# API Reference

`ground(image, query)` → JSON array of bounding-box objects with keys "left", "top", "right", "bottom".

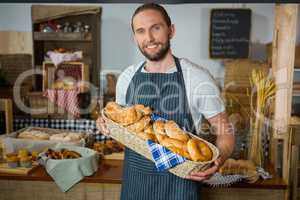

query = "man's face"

[{"left": 132, "top": 9, "right": 174, "bottom": 61}]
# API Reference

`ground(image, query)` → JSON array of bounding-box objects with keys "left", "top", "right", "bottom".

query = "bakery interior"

[{"left": 0, "top": 2, "right": 300, "bottom": 200}]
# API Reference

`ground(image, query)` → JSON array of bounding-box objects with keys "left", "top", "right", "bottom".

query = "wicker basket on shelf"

[{"left": 27, "top": 92, "right": 65, "bottom": 119}]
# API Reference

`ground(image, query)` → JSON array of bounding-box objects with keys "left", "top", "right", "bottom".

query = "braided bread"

[{"left": 164, "top": 121, "right": 190, "bottom": 142}]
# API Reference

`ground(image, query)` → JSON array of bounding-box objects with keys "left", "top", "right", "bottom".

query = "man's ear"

[{"left": 169, "top": 24, "right": 175, "bottom": 39}]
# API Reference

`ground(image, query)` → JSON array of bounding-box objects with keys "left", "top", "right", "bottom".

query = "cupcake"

[{"left": 6, "top": 153, "right": 19, "bottom": 168}]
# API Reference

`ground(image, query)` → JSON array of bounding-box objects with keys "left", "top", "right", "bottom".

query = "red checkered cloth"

[{"left": 44, "top": 89, "right": 80, "bottom": 118}]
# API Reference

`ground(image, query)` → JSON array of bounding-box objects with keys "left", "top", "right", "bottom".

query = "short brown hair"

[{"left": 131, "top": 3, "right": 172, "bottom": 32}]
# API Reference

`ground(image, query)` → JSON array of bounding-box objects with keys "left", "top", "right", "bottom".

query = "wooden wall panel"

[{"left": 0, "top": 31, "right": 32, "bottom": 54}]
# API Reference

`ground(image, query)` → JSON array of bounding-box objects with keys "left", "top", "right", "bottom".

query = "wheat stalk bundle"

[{"left": 248, "top": 69, "right": 276, "bottom": 166}]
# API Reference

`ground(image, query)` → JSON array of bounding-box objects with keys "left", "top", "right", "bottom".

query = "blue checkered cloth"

[{"left": 147, "top": 140, "right": 186, "bottom": 172}]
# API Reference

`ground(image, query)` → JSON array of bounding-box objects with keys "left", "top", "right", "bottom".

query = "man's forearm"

[
  {"left": 216, "top": 133, "right": 235, "bottom": 163},
  {"left": 208, "top": 112, "right": 235, "bottom": 163}
]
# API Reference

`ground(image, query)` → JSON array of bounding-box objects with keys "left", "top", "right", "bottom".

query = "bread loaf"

[
  {"left": 219, "top": 159, "right": 259, "bottom": 183},
  {"left": 153, "top": 120, "right": 167, "bottom": 143}
]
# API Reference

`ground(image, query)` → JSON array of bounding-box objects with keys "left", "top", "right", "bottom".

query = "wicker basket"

[
  {"left": 27, "top": 91, "right": 65, "bottom": 118},
  {"left": 102, "top": 110, "right": 219, "bottom": 178}
]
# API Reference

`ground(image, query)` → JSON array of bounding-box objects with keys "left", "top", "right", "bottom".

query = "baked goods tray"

[
  {"left": 0, "top": 161, "right": 39, "bottom": 175},
  {"left": 3, "top": 127, "right": 88, "bottom": 154},
  {"left": 102, "top": 110, "right": 219, "bottom": 178}
]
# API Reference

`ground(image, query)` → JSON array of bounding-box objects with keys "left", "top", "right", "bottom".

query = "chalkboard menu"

[{"left": 209, "top": 9, "right": 251, "bottom": 59}]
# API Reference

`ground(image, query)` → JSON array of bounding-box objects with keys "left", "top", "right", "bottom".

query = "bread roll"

[
  {"left": 164, "top": 121, "right": 189, "bottom": 142},
  {"left": 187, "top": 139, "right": 212, "bottom": 162}
]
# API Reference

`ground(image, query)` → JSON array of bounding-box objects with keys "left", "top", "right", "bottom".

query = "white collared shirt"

[{"left": 115, "top": 58, "right": 225, "bottom": 133}]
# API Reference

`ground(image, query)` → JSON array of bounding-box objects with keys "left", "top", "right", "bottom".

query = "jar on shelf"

[
  {"left": 84, "top": 25, "right": 90, "bottom": 32},
  {"left": 63, "top": 22, "right": 72, "bottom": 32},
  {"left": 74, "top": 22, "right": 84, "bottom": 33}
]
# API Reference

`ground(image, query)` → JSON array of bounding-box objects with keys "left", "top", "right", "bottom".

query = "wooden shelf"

[
  {"left": 33, "top": 32, "right": 92, "bottom": 41},
  {"left": 293, "top": 91, "right": 300, "bottom": 97}
]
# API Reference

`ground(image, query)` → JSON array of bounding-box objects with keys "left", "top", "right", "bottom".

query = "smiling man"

[{"left": 97, "top": 3, "right": 235, "bottom": 200}]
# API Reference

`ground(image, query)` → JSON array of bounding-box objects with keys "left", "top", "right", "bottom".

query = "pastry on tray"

[{"left": 45, "top": 148, "right": 82, "bottom": 160}]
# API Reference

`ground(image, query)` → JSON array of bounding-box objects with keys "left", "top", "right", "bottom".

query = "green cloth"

[{"left": 39, "top": 144, "right": 99, "bottom": 192}]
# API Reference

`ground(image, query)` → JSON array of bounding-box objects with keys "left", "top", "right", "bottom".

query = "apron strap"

[
  {"left": 137, "top": 61, "right": 146, "bottom": 73},
  {"left": 173, "top": 56, "right": 183, "bottom": 74}
]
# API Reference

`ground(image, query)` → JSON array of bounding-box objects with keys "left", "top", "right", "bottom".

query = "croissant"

[
  {"left": 104, "top": 102, "right": 142, "bottom": 126},
  {"left": 134, "top": 104, "right": 152, "bottom": 115},
  {"left": 46, "top": 148, "right": 82, "bottom": 159},
  {"left": 127, "top": 116, "right": 151, "bottom": 133},
  {"left": 62, "top": 150, "right": 82, "bottom": 159}
]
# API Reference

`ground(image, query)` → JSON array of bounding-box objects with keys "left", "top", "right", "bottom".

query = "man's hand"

[
  {"left": 186, "top": 158, "right": 222, "bottom": 181},
  {"left": 186, "top": 111, "right": 235, "bottom": 182},
  {"left": 96, "top": 117, "right": 110, "bottom": 136}
]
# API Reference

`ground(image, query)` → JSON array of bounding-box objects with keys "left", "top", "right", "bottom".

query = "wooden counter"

[
  {"left": 0, "top": 159, "right": 287, "bottom": 189},
  {"left": 0, "top": 160, "right": 288, "bottom": 200},
  {"left": 0, "top": 159, "right": 123, "bottom": 184}
]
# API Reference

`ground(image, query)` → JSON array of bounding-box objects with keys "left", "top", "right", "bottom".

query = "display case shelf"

[{"left": 33, "top": 32, "right": 92, "bottom": 41}]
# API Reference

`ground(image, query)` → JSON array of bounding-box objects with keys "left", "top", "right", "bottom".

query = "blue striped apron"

[{"left": 121, "top": 56, "right": 201, "bottom": 200}]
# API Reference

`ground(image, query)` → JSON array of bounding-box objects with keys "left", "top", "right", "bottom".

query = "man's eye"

[
  {"left": 154, "top": 26, "right": 160, "bottom": 30},
  {"left": 136, "top": 29, "right": 144, "bottom": 34}
]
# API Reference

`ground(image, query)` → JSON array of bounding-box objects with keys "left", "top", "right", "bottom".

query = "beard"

[{"left": 138, "top": 39, "right": 170, "bottom": 62}]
